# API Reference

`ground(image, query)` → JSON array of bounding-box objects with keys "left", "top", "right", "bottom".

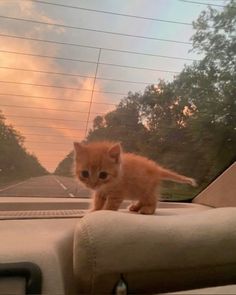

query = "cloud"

[
  {"left": 0, "top": 1, "right": 115, "bottom": 172},
  {"left": 0, "top": 0, "right": 65, "bottom": 36}
]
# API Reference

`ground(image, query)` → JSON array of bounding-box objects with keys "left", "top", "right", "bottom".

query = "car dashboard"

[{"left": 0, "top": 162, "right": 235, "bottom": 295}]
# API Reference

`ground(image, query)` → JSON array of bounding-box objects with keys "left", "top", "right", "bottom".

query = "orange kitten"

[{"left": 74, "top": 141, "right": 197, "bottom": 215}]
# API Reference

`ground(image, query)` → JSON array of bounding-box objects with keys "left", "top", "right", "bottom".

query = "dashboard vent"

[{"left": 0, "top": 209, "right": 86, "bottom": 220}]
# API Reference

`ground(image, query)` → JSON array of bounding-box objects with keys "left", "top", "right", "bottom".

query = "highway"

[{"left": 0, "top": 175, "right": 92, "bottom": 198}]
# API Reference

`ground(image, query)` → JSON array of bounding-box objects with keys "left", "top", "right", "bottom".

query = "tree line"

[
  {"left": 55, "top": 1, "right": 236, "bottom": 199},
  {"left": 0, "top": 112, "right": 48, "bottom": 185}
]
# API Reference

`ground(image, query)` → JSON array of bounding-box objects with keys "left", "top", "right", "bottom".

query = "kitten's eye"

[
  {"left": 99, "top": 171, "right": 108, "bottom": 179},
  {"left": 80, "top": 170, "right": 89, "bottom": 178}
]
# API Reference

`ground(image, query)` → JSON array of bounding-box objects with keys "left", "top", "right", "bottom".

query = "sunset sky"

[{"left": 0, "top": 0, "right": 225, "bottom": 172}]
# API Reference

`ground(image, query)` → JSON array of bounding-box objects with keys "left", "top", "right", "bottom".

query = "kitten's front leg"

[
  {"left": 103, "top": 195, "right": 123, "bottom": 211},
  {"left": 128, "top": 201, "right": 142, "bottom": 212},
  {"left": 89, "top": 191, "right": 106, "bottom": 212}
]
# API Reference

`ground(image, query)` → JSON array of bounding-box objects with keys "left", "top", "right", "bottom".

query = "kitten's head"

[{"left": 73, "top": 141, "right": 122, "bottom": 190}]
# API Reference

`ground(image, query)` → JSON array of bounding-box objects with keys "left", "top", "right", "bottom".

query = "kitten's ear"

[
  {"left": 108, "top": 143, "right": 121, "bottom": 163},
  {"left": 73, "top": 142, "right": 84, "bottom": 154}
]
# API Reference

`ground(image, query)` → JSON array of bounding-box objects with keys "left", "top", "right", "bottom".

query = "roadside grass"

[
  {"left": 0, "top": 176, "right": 28, "bottom": 189},
  {"left": 160, "top": 182, "right": 205, "bottom": 202}
]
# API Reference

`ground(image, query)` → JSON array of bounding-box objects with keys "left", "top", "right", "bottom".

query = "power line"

[
  {"left": 0, "top": 104, "right": 108, "bottom": 115},
  {"left": 101, "top": 61, "right": 179, "bottom": 73},
  {"left": 30, "top": 151, "right": 71, "bottom": 154},
  {"left": 0, "top": 66, "right": 165, "bottom": 85},
  {"left": 6, "top": 111, "right": 177, "bottom": 129},
  {"left": 180, "top": 0, "right": 228, "bottom": 8},
  {"left": 0, "top": 49, "right": 98, "bottom": 64},
  {"left": 27, "top": 147, "right": 71, "bottom": 151},
  {"left": 0, "top": 33, "right": 197, "bottom": 61},
  {"left": 0, "top": 80, "right": 126, "bottom": 96},
  {"left": 0, "top": 49, "right": 184, "bottom": 72},
  {"left": 5, "top": 113, "right": 200, "bottom": 131},
  {"left": 5, "top": 114, "right": 92, "bottom": 123},
  {"left": 0, "top": 66, "right": 97, "bottom": 81},
  {"left": 25, "top": 140, "right": 73, "bottom": 145},
  {"left": 14, "top": 125, "right": 86, "bottom": 131},
  {"left": 0, "top": 60, "right": 177, "bottom": 85},
  {"left": 3, "top": 101, "right": 230, "bottom": 122},
  {"left": 23, "top": 133, "right": 83, "bottom": 139},
  {"left": 27, "top": 0, "right": 193, "bottom": 26},
  {"left": 0, "top": 93, "right": 117, "bottom": 106},
  {"left": 6, "top": 115, "right": 148, "bottom": 133},
  {"left": 0, "top": 15, "right": 192, "bottom": 45}
]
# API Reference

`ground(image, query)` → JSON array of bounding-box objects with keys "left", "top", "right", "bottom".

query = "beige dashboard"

[{"left": 0, "top": 162, "right": 235, "bottom": 294}]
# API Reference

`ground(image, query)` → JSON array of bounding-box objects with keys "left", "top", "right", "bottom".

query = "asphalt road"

[{"left": 0, "top": 175, "right": 92, "bottom": 198}]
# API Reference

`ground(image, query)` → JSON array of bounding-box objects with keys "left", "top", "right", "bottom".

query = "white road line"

[
  {"left": 54, "top": 177, "right": 67, "bottom": 190},
  {"left": 0, "top": 179, "right": 28, "bottom": 192},
  {"left": 59, "top": 182, "right": 67, "bottom": 190},
  {"left": 54, "top": 176, "right": 76, "bottom": 198}
]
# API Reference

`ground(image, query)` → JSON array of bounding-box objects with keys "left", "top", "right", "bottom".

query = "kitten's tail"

[{"left": 159, "top": 168, "right": 197, "bottom": 187}]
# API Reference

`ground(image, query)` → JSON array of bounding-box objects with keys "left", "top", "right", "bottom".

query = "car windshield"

[{"left": 0, "top": 0, "right": 235, "bottom": 201}]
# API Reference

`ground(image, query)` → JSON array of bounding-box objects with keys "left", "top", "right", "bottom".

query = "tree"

[
  {"left": 173, "top": 0, "right": 236, "bottom": 183},
  {"left": 87, "top": 92, "right": 149, "bottom": 154},
  {"left": 54, "top": 152, "right": 74, "bottom": 177},
  {"left": 0, "top": 111, "right": 48, "bottom": 184},
  {"left": 138, "top": 83, "right": 194, "bottom": 171}
]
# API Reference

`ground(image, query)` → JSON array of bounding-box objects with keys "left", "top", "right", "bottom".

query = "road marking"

[
  {"left": 54, "top": 176, "right": 76, "bottom": 198},
  {"left": 0, "top": 179, "right": 28, "bottom": 192},
  {"left": 59, "top": 182, "right": 67, "bottom": 190},
  {"left": 54, "top": 177, "right": 67, "bottom": 190}
]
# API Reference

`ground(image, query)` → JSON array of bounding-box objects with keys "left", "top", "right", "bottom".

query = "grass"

[
  {"left": 0, "top": 176, "right": 27, "bottom": 189},
  {"left": 160, "top": 183, "right": 204, "bottom": 202}
]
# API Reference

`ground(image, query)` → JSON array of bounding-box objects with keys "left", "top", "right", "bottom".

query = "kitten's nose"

[{"left": 90, "top": 181, "right": 98, "bottom": 189}]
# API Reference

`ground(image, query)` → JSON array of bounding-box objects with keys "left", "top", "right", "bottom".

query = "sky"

[{"left": 0, "top": 0, "right": 227, "bottom": 172}]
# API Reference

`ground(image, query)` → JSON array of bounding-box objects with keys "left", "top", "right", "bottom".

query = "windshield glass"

[{"left": 0, "top": 0, "right": 235, "bottom": 201}]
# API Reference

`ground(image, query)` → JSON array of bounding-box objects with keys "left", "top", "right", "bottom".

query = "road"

[{"left": 0, "top": 175, "right": 92, "bottom": 198}]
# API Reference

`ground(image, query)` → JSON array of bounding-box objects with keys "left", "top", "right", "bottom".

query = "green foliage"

[
  {"left": 0, "top": 112, "right": 48, "bottom": 185},
  {"left": 174, "top": 0, "right": 236, "bottom": 184},
  {"left": 87, "top": 92, "right": 149, "bottom": 154},
  {"left": 54, "top": 152, "right": 74, "bottom": 177},
  {"left": 192, "top": 0, "right": 236, "bottom": 70}
]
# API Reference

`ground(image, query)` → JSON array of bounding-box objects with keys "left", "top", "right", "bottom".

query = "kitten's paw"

[
  {"left": 139, "top": 206, "right": 156, "bottom": 215},
  {"left": 189, "top": 178, "right": 197, "bottom": 187},
  {"left": 128, "top": 203, "right": 140, "bottom": 212}
]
